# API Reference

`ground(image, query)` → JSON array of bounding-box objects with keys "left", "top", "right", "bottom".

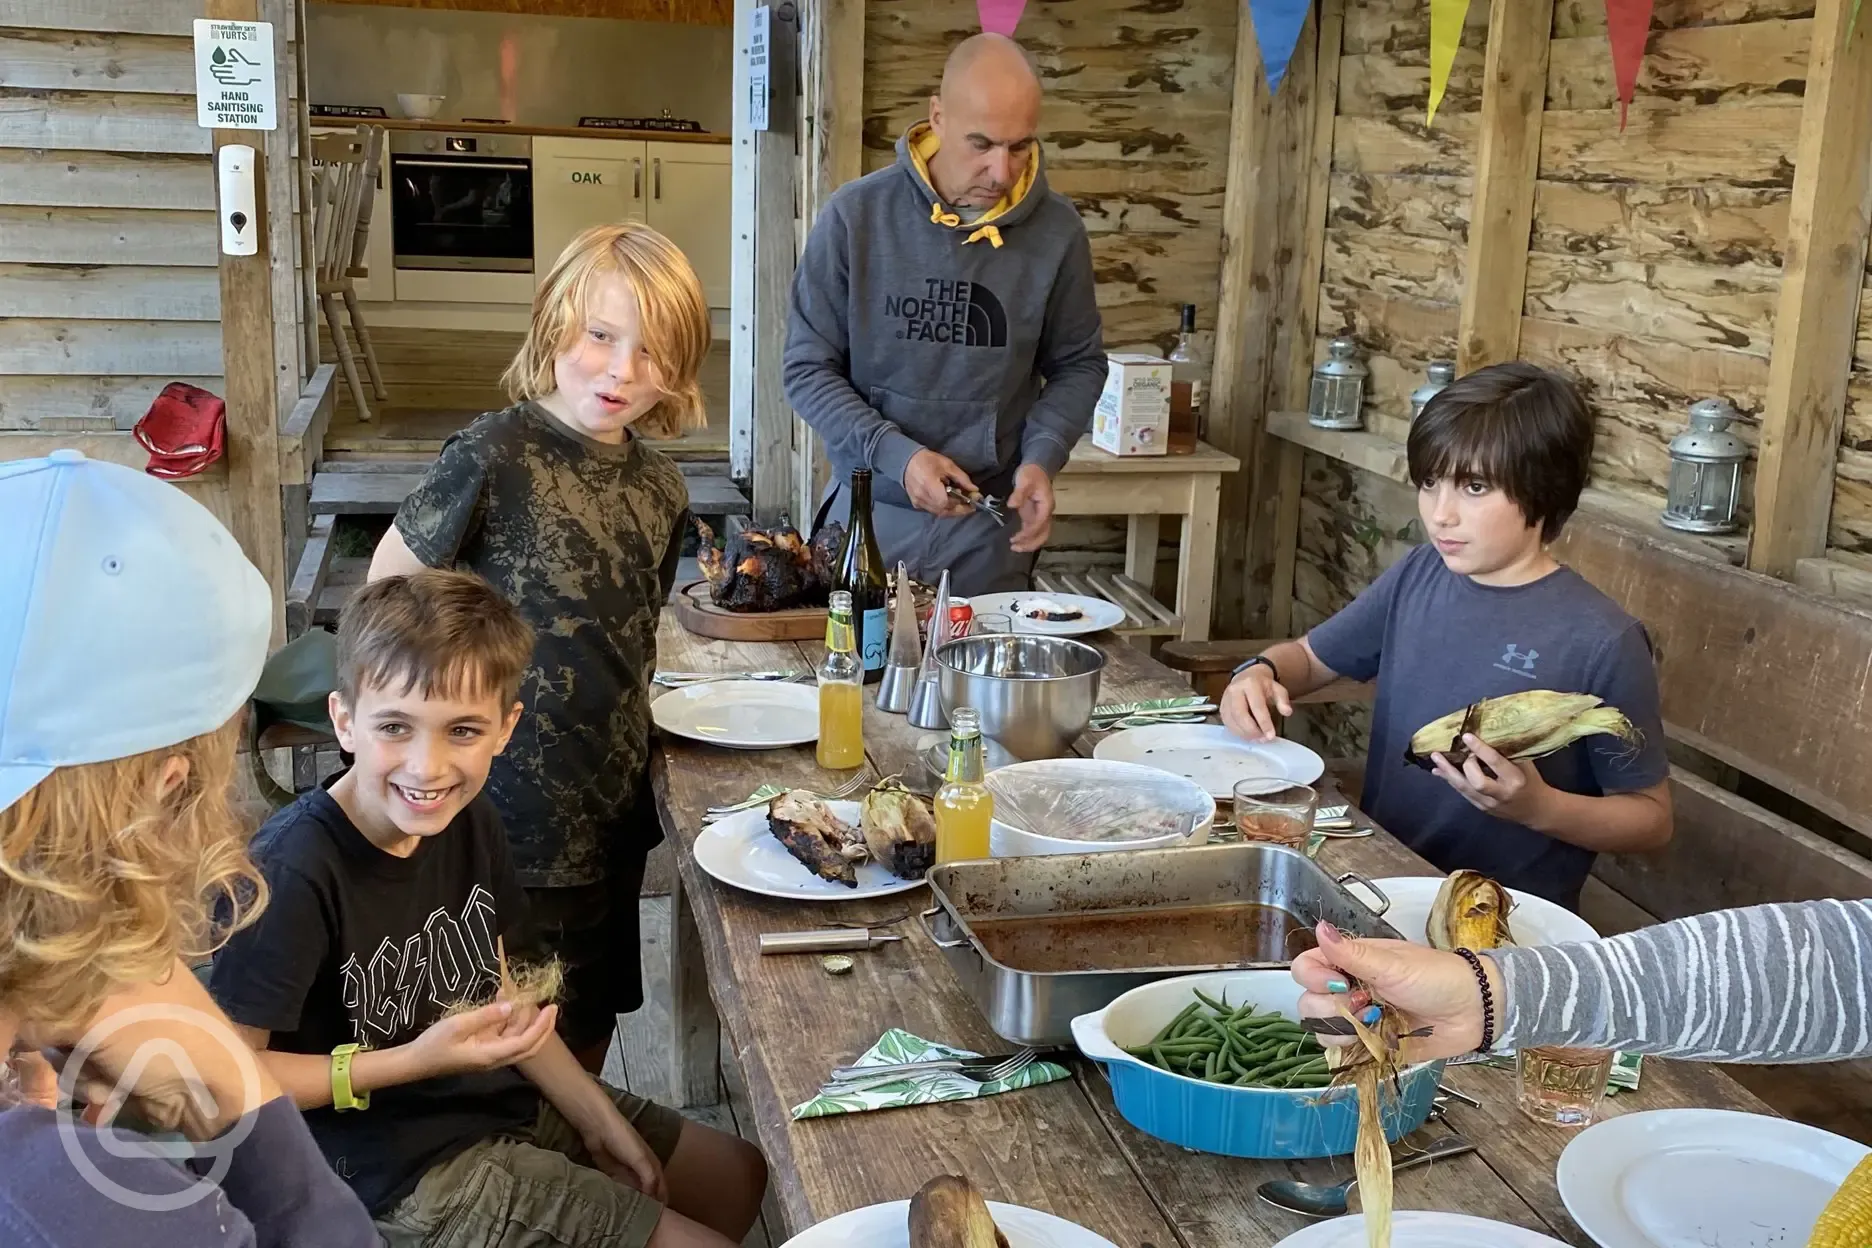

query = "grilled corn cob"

[
  {"left": 861, "top": 778, "right": 937, "bottom": 880},
  {"left": 1404, "top": 690, "right": 1638, "bottom": 771},
  {"left": 1427, "top": 870, "right": 1516, "bottom": 951},
  {"left": 909, "top": 1176, "right": 1011, "bottom": 1248},
  {"left": 1808, "top": 1153, "right": 1872, "bottom": 1248}
]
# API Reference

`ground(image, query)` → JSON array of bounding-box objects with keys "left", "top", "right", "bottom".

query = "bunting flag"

[
  {"left": 1855, "top": 0, "right": 1864, "bottom": 38},
  {"left": 1425, "top": 0, "right": 1472, "bottom": 128},
  {"left": 1246, "top": 0, "right": 1312, "bottom": 92},
  {"left": 977, "top": 0, "right": 1026, "bottom": 36},
  {"left": 1603, "top": 0, "right": 1654, "bottom": 130}
]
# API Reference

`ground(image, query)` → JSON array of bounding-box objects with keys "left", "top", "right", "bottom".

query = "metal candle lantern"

[
  {"left": 1661, "top": 398, "right": 1747, "bottom": 535},
  {"left": 1410, "top": 360, "right": 1456, "bottom": 423},
  {"left": 1309, "top": 336, "right": 1368, "bottom": 430}
]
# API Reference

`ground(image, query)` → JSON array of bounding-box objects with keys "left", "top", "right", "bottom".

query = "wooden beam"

[
  {"left": 1206, "top": 3, "right": 1271, "bottom": 638},
  {"left": 1456, "top": 0, "right": 1553, "bottom": 373},
  {"left": 208, "top": 0, "right": 288, "bottom": 645},
  {"left": 748, "top": 3, "right": 800, "bottom": 526},
  {"left": 1749, "top": 0, "right": 1872, "bottom": 579},
  {"left": 794, "top": 0, "right": 863, "bottom": 523},
  {"left": 1264, "top": 0, "right": 1344, "bottom": 638}
]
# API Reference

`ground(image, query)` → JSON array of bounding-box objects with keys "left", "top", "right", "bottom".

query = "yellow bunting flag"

[{"left": 1426, "top": 0, "right": 1473, "bottom": 128}]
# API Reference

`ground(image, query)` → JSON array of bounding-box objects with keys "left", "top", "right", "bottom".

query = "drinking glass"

[
  {"left": 1231, "top": 779, "right": 1317, "bottom": 850},
  {"left": 1516, "top": 1045, "right": 1613, "bottom": 1127},
  {"left": 972, "top": 612, "right": 1013, "bottom": 636}
]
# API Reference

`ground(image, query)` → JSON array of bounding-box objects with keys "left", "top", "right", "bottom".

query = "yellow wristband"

[{"left": 331, "top": 1043, "right": 369, "bottom": 1111}]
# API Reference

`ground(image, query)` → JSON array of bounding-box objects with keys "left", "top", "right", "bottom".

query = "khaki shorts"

[{"left": 375, "top": 1082, "right": 688, "bottom": 1248}]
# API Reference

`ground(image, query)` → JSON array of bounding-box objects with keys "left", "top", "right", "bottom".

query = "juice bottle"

[
  {"left": 816, "top": 591, "right": 865, "bottom": 770},
  {"left": 935, "top": 707, "right": 994, "bottom": 863}
]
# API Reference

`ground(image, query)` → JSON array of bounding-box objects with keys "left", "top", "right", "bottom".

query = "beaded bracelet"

[{"left": 1452, "top": 946, "right": 1496, "bottom": 1052}]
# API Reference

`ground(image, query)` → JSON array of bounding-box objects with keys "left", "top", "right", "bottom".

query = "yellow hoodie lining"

[{"left": 908, "top": 123, "right": 1039, "bottom": 249}]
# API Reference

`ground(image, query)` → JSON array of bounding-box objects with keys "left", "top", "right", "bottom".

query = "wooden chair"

[{"left": 311, "top": 127, "right": 389, "bottom": 421}]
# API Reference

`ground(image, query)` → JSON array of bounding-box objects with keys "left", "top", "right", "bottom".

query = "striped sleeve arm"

[{"left": 1490, "top": 899, "right": 1872, "bottom": 1064}]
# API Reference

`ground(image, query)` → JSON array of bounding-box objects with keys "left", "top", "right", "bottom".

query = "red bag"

[{"left": 134, "top": 382, "right": 227, "bottom": 480}]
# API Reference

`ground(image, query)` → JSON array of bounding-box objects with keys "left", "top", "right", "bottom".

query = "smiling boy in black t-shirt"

[{"left": 209, "top": 571, "right": 765, "bottom": 1248}]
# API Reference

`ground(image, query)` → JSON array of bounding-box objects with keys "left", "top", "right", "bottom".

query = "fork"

[
  {"left": 704, "top": 775, "right": 868, "bottom": 820},
  {"left": 828, "top": 1047, "right": 1041, "bottom": 1087}
]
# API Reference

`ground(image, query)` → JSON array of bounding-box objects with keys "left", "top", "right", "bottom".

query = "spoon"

[{"left": 1256, "top": 1134, "right": 1478, "bottom": 1218}]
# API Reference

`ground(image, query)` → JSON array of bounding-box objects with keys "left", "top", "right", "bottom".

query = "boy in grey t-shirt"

[{"left": 1222, "top": 363, "right": 1670, "bottom": 910}]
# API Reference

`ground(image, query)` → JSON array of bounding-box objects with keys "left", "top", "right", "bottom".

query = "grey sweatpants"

[{"left": 825, "top": 485, "right": 1036, "bottom": 597}]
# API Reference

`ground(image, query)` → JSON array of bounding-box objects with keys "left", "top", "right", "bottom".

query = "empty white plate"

[
  {"left": 1092, "top": 723, "right": 1324, "bottom": 798},
  {"left": 969, "top": 591, "right": 1128, "bottom": 637},
  {"left": 651, "top": 680, "right": 819, "bottom": 749},
  {"left": 779, "top": 1199, "right": 1119, "bottom": 1248},
  {"left": 692, "top": 801, "right": 925, "bottom": 902},
  {"left": 1362, "top": 876, "right": 1599, "bottom": 947},
  {"left": 1558, "top": 1109, "right": 1869, "bottom": 1248},
  {"left": 1273, "top": 1211, "right": 1571, "bottom": 1247}
]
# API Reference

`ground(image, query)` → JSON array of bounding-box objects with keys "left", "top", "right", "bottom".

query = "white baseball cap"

[{"left": 0, "top": 450, "right": 272, "bottom": 813}]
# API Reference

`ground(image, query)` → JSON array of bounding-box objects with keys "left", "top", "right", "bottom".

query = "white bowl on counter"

[
  {"left": 396, "top": 93, "right": 446, "bottom": 119},
  {"left": 985, "top": 757, "right": 1215, "bottom": 857}
]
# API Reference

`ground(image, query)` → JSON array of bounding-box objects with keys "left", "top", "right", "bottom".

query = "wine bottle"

[
  {"left": 1167, "top": 303, "right": 1204, "bottom": 455},
  {"left": 836, "top": 468, "right": 890, "bottom": 684}
]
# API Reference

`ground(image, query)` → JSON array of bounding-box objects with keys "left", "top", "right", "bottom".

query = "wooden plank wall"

[
  {"left": 1285, "top": 0, "right": 1829, "bottom": 760},
  {"left": 0, "top": 1, "right": 311, "bottom": 444},
  {"left": 0, "top": 5, "right": 224, "bottom": 433},
  {"left": 859, "top": 0, "right": 1238, "bottom": 359}
]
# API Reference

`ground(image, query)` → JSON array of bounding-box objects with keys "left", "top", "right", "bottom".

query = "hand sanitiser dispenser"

[{"left": 217, "top": 144, "right": 259, "bottom": 257}]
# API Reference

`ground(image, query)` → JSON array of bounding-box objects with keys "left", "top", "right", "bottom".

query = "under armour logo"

[{"left": 1495, "top": 644, "right": 1539, "bottom": 678}]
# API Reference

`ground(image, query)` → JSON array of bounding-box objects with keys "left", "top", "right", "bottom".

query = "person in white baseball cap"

[{"left": 0, "top": 451, "right": 376, "bottom": 1247}]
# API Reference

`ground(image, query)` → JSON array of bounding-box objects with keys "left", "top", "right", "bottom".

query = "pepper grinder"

[
  {"left": 908, "top": 569, "right": 953, "bottom": 730},
  {"left": 876, "top": 561, "right": 920, "bottom": 714}
]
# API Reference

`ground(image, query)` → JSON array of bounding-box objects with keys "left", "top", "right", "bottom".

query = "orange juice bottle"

[
  {"left": 935, "top": 707, "right": 994, "bottom": 863},
  {"left": 817, "top": 591, "right": 865, "bottom": 770}
]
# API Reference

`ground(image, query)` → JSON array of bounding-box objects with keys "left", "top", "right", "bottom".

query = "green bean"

[{"left": 1149, "top": 1002, "right": 1203, "bottom": 1046}]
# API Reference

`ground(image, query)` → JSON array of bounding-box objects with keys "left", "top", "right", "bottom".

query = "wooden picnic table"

[{"left": 648, "top": 609, "right": 1773, "bottom": 1247}]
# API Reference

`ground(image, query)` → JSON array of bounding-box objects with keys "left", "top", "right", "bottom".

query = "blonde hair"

[
  {"left": 337, "top": 569, "right": 535, "bottom": 708},
  {"left": 0, "top": 718, "right": 264, "bottom": 1034},
  {"left": 502, "top": 222, "right": 711, "bottom": 440}
]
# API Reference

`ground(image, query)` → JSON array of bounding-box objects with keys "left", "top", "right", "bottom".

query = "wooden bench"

[{"left": 1169, "top": 508, "right": 1872, "bottom": 1142}]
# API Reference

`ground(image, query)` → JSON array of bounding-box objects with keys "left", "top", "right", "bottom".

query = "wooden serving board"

[{"left": 674, "top": 581, "right": 829, "bottom": 641}]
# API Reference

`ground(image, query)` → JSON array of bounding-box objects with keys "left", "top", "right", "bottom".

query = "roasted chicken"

[
  {"left": 767, "top": 790, "right": 868, "bottom": 886},
  {"left": 695, "top": 518, "right": 844, "bottom": 613}
]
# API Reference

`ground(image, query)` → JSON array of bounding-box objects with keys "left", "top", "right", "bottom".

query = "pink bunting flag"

[
  {"left": 978, "top": 0, "right": 1026, "bottom": 36},
  {"left": 1603, "top": 0, "right": 1654, "bottom": 131}
]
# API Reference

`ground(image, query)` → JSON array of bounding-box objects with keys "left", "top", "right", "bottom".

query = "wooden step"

[{"left": 309, "top": 463, "right": 750, "bottom": 516}]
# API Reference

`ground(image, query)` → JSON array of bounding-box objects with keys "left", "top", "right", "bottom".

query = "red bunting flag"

[
  {"left": 978, "top": 0, "right": 1026, "bottom": 36},
  {"left": 1603, "top": 0, "right": 1654, "bottom": 130}
]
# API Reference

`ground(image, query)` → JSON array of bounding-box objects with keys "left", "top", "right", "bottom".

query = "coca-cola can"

[{"left": 946, "top": 597, "right": 974, "bottom": 638}]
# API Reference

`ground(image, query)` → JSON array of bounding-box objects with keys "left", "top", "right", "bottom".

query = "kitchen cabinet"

[
  {"left": 533, "top": 136, "right": 729, "bottom": 308},
  {"left": 312, "top": 126, "right": 394, "bottom": 301},
  {"left": 645, "top": 141, "right": 730, "bottom": 309}
]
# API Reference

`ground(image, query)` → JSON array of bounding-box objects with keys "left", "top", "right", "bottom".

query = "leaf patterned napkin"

[{"left": 791, "top": 1029, "right": 1070, "bottom": 1121}]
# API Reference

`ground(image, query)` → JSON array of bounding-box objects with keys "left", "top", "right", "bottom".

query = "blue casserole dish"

[{"left": 1071, "top": 969, "right": 1445, "bottom": 1159}]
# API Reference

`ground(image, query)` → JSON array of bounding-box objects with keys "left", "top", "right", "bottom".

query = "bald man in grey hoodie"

[{"left": 784, "top": 34, "right": 1107, "bottom": 595}]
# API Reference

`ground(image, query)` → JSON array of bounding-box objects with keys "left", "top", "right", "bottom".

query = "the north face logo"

[{"left": 885, "top": 279, "right": 1008, "bottom": 347}]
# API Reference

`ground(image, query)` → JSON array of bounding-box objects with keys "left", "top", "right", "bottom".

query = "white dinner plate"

[
  {"left": 651, "top": 680, "right": 819, "bottom": 749},
  {"left": 1092, "top": 723, "right": 1325, "bottom": 798},
  {"left": 692, "top": 801, "right": 926, "bottom": 902},
  {"left": 1557, "top": 1109, "right": 1869, "bottom": 1248},
  {"left": 1361, "top": 876, "right": 1599, "bottom": 947},
  {"left": 968, "top": 591, "right": 1128, "bottom": 637},
  {"left": 779, "top": 1199, "right": 1119, "bottom": 1248},
  {"left": 1273, "top": 1211, "right": 1572, "bottom": 1248}
]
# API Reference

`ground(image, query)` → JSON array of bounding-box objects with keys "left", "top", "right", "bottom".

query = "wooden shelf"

[{"left": 1266, "top": 411, "right": 1749, "bottom": 566}]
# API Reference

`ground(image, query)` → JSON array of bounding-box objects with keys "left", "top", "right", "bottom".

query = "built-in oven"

[{"left": 388, "top": 130, "right": 533, "bottom": 273}]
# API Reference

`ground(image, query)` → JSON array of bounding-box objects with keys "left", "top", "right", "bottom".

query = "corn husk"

[
  {"left": 1404, "top": 691, "right": 1639, "bottom": 771},
  {"left": 439, "top": 956, "right": 566, "bottom": 1019},
  {"left": 1427, "top": 870, "right": 1516, "bottom": 951},
  {"left": 861, "top": 777, "right": 937, "bottom": 880},
  {"left": 908, "top": 1175, "right": 1011, "bottom": 1248},
  {"left": 1330, "top": 1002, "right": 1406, "bottom": 1248}
]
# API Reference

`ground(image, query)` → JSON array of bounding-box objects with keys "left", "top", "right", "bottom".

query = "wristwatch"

[
  {"left": 1232, "top": 654, "right": 1278, "bottom": 681},
  {"left": 331, "top": 1043, "right": 370, "bottom": 1112}
]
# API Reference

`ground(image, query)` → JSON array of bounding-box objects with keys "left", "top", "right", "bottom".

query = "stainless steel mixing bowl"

[{"left": 934, "top": 634, "right": 1104, "bottom": 760}]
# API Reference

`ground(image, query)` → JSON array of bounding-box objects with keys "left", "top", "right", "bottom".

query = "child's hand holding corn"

[{"left": 1428, "top": 732, "right": 1552, "bottom": 824}]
